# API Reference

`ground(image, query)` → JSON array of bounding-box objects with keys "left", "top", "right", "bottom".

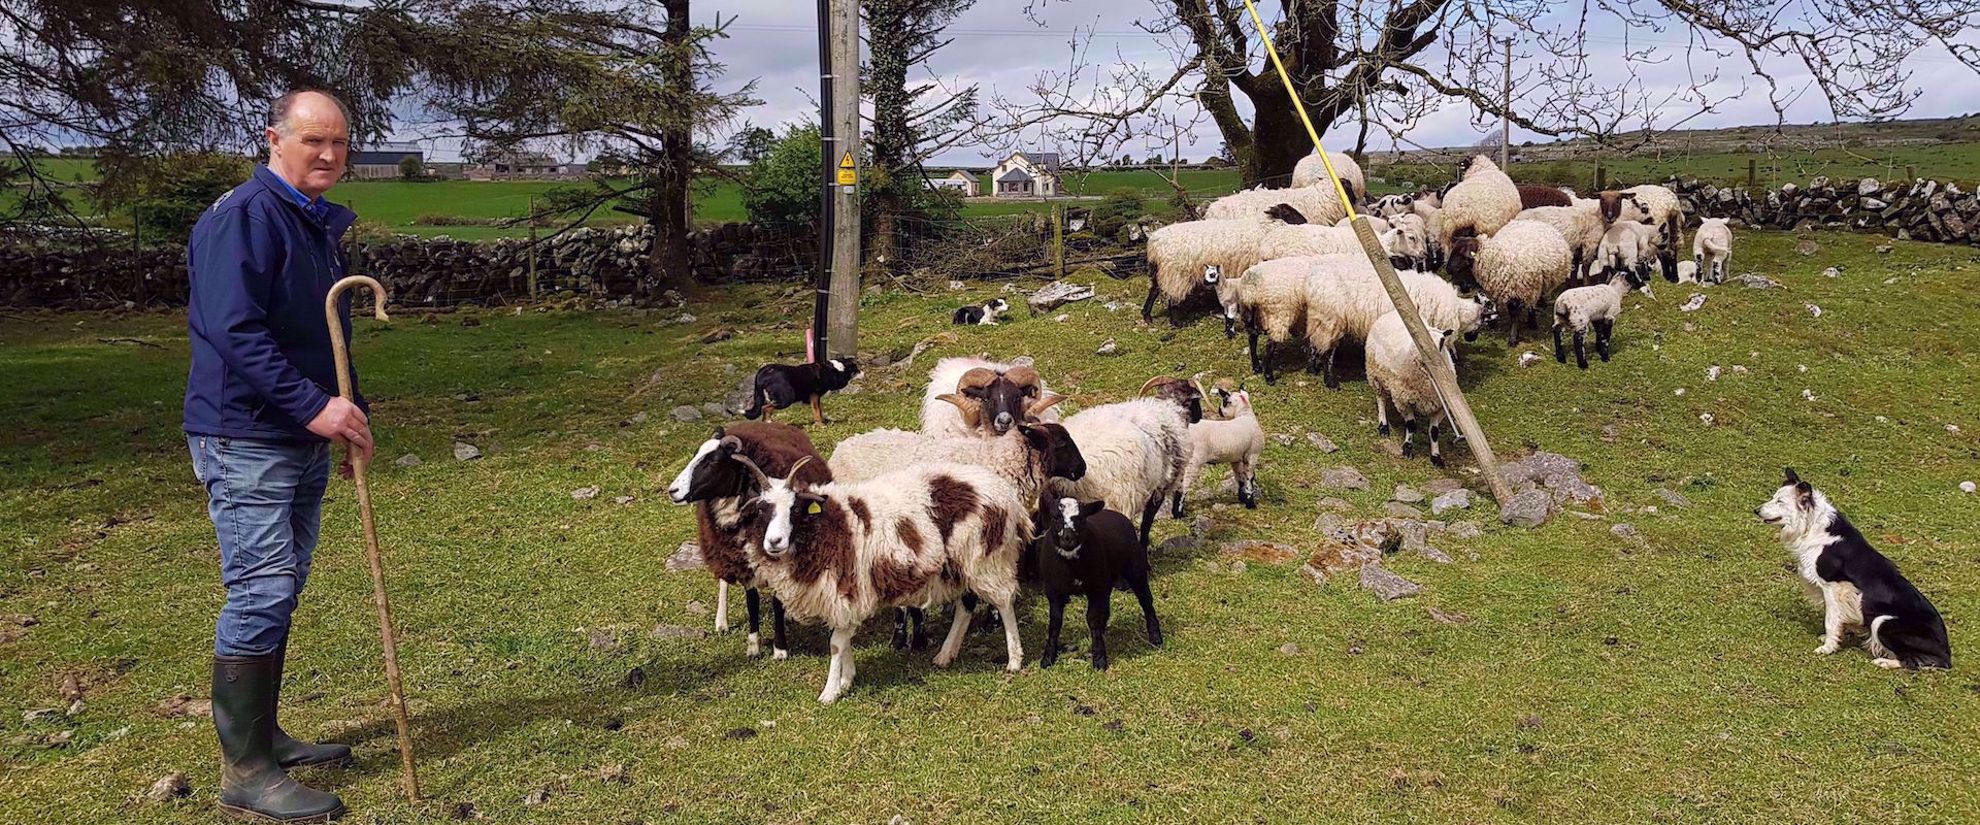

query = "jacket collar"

[{"left": 251, "top": 165, "right": 358, "bottom": 239}]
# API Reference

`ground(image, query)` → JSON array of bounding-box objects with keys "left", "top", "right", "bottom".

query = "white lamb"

[
  {"left": 1437, "top": 155, "right": 1522, "bottom": 251},
  {"left": 1202, "top": 186, "right": 1348, "bottom": 226},
  {"left": 1621, "top": 184, "right": 1686, "bottom": 280},
  {"left": 1364, "top": 311, "right": 1461, "bottom": 467},
  {"left": 1692, "top": 218, "right": 1733, "bottom": 284},
  {"left": 1594, "top": 221, "right": 1659, "bottom": 285},
  {"left": 1552, "top": 270, "right": 1646, "bottom": 369},
  {"left": 1517, "top": 199, "right": 1607, "bottom": 285},
  {"left": 1141, "top": 219, "right": 1274, "bottom": 325},
  {"left": 1178, "top": 379, "right": 1265, "bottom": 514},
  {"left": 1298, "top": 253, "right": 1485, "bottom": 388},
  {"left": 1291, "top": 151, "right": 1367, "bottom": 203},
  {"left": 1446, "top": 219, "right": 1574, "bottom": 346}
]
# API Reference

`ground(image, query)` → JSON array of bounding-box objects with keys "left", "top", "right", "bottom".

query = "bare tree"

[{"left": 992, "top": 0, "right": 1980, "bottom": 188}]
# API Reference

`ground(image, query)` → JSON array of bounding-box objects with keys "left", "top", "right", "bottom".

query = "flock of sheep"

[
  {"left": 668, "top": 358, "right": 1251, "bottom": 700},
  {"left": 1144, "top": 152, "right": 1737, "bottom": 460}
]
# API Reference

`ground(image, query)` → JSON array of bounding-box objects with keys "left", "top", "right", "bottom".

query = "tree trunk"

[
  {"left": 1244, "top": 96, "right": 1311, "bottom": 187},
  {"left": 649, "top": 0, "right": 693, "bottom": 292}
]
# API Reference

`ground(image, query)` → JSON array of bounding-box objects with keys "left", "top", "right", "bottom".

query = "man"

[{"left": 185, "top": 89, "right": 373, "bottom": 823}]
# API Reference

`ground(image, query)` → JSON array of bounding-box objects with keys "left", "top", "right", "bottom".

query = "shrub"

[
  {"left": 399, "top": 155, "right": 423, "bottom": 180},
  {"left": 1087, "top": 189, "right": 1144, "bottom": 238},
  {"left": 97, "top": 152, "right": 252, "bottom": 243}
]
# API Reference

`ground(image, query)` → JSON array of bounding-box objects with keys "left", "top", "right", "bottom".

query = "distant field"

[{"left": 16, "top": 145, "right": 1980, "bottom": 242}]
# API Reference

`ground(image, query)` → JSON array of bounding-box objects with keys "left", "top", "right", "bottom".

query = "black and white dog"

[
  {"left": 952, "top": 298, "right": 1009, "bottom": 326},
  {"left": 741, "top": 358, "right": 860, "bottom": 426},
  {"left": 1755, "top": 468, "right": 1952, "bottom": 670}
]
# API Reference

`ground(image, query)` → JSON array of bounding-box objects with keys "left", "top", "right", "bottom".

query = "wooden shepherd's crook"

[{"left": 324, "top": 275, "right": 421, "bottom": 801}]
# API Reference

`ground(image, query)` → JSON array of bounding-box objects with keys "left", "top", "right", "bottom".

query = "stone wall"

[
  {"left": 1668, "top": 175, "right": 1975, "bottom": 242},
  {"left": 0, "top": 221, "right": 813, "bottom": 310}
]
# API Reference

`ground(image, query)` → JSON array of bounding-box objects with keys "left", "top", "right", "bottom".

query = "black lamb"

[
  {"left": 1035, "top": 497, "right": 1163, "bottom": 670},
  {"left": 741, "top": 357, "right": 860, "bottom": 426}
]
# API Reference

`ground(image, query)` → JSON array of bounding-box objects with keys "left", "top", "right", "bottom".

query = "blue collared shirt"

[{"left": 263, "top": 165, "right": 332, "bottom": 224}]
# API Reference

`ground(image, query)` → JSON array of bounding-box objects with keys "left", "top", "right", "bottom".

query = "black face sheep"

[
  {"left": 1552, "top": 269, "right": 1648, "bottom": 369},
  {"left": 1035, "top": 497, "right": 1163, "bottom": 670},
  {"left": 666, "top": 423, "right": 832, "bottom": 659},
  {"left": 1445, "top": 220, "right": 1574, "bottom": 346},
  {"left": 742, "top": 358, "right": 860, "bottom": 426},
  {"left": 951, "top": 298, "right": 1010, "bottom": 326}
]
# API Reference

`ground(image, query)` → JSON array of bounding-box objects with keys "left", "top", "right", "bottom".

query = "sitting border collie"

[
  {"left": 952, "top": 298, "right": 1009, "bottom": 326},
  {"left": 1755, "top": 468, "right": 1951, "bottom": 670},
  {"left": 741, "top": 358, "right": 859, "bottom": 426}
]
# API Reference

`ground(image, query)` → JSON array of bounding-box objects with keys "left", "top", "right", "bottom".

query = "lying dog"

[
  {"left": 952, "top": 298, "right": 1009, "bottom": 326},
  {"left": 1756, "top": 467, "right": 1951, "bottom": 670},
  {"left": 741, "top": 358, "right": 860, "bottom": 426}
]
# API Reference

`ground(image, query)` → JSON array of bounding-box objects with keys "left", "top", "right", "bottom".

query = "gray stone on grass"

[
  {"left": 1430, "top": 489, "right": 1473, "bottom": 515},
  {"left": 669, "top": 405, "right": 703, "bottom": 422},
  {"left": 1392, "top": 485, "right": 1426, "bottom": 504},
  {"left": 1653, "top": 488, "right": 1692, "bottom": 508},
  {"left": 1500, "top": 489, "right": 1556, "bottom": 527},
  {"left": 1316, "top": 496, "right": 1353, "bottom": 513},
  {"left": 1359, "top": 564, "right": 1422, "bottom": 601},
  {"left": 394, "top": 453, "right": 422, "bottom": 468},
  {"left": 571, "top": 486, "right": 600, "bottom": 501},
  {"left": 1028, "top": 281, "right": 1094, "bottom": 312},
  {"left": 145, "top": 773, "right": 190, "bottom": 803},
  {"left": 1306, "top": 433, "right": 1340, "bottom": 453},
  {"left": 452, "top": 441, "right": 482, "bottom": 461},
  {"left": 1382, "top": 501, "right": 1425, "bottom": 519},
  {"left": 666, "top": 542, "right": 704, "bottom": 572},
  {"left": 1320, "top": 466, "right": 1370, "bottom": 491},
  {"left": 1095, "top": 338, "right": 1119, "bottom": 356}
]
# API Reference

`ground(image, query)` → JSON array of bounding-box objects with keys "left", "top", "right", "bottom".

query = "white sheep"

[
  {"left": 1141, "top": 218, "right": 1274, "bottom": 325},
  {"left": 1228, "top": 256, "right": 1319, "bottom": 384},
  {"left": 1051, "top": 396, "right": 1193, "bottom": 550},
  {"left": 1552, "top": 271, "right": 1646, "bottom": 369},
  {"left": 1291, "top": 151, "right": 1367, "bottom": 203},
  {"left": 1446, "top": 219, "right": 1573, "bottom": 346},
  {"left": 918, "top": 357, "right": 1062, "bottom": 438},
  {"left": 1437, "top": 154, "right": 1522, "bottom": 252},
  {"left": 1676, "top": 260, "right": 1699, "bottom": 283},
  {"left": 1413, "top": 201, "right": 1446, "bottom": 268},
  {"left": 1517, "top": 199, "right": 1607, "bottom": 284},
  {"left": 1202, "top": 186, "right": 1348, "bottom": 225},
  {"left": 1298, "top": 253, "right": 1484, "bottom": 388},
  {"left": 1178, "top": 379, "right": 1265, "bottom": 513},
  {"left": 1364, "top": 311, "right": 1461, "bottom": 467},
  {"left": 1384, "top": 213, "right": 1432, "bottom": 270},
  {"left": 1692, "top": 218, "right": 1733, "bottom": 284}
]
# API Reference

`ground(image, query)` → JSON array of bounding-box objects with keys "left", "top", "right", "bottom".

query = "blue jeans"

[{"left": 188, "top": 435, "right": 331, "bottom": 657}]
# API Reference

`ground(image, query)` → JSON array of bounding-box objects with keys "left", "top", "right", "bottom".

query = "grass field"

[
  {"left": 3, "top": 228, "right": 1977, "bottom": 822},
  {"left": 1371, "top": 144, "right": 1980, "bottom": 192}
]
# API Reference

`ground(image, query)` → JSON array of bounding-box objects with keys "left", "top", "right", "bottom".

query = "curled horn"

[
  {"left": 1189, "top": 371, "right": 1208, "bottom": 400},
  {"left": 936, "top": 393, "right": 981, "bottom": 428},
  {"left": 783, "top": 455, "right": 814, "bottom": 483},
  {"left": 955, "top": 366, "right": 999, "bottom": 393},
  {"left": 1003, "top": 365, "right": 1042, "bottom": 390},
  {"left": 1027, "top": 391, "right": 1067, "bottom": 417},
  {"left": 1138, "top": 375, "right": 1178, "bottom": 397},
  {"left": 729, "top": 453, "right": 771, "bottom": 489}
]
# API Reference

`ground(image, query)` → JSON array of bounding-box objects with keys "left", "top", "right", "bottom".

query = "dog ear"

[
  {"left": 1782, "top": 466, "right": 1799, "bottom": 485},
  {"left": 1794, "top": 480, "right": 1814, "bottom": 506}
]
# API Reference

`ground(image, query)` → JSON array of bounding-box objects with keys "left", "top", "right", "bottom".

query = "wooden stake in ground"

[
  {"left": 1239, "top": 0, "right": 1515, "bottom": 505},
  {"left": 323, "top": 275, "right": 421, "bottom": 801}
]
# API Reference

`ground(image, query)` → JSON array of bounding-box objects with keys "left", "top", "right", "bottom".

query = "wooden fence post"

[
  {"left": 1053, "top": 203, "right": 1065, "bottom": 279},
  {"left": 1747, "top": 158, "right": 1757, "bottom": 189},
  {"left": 1594, "top": 161, "right": 1606, "bottom": 192}
]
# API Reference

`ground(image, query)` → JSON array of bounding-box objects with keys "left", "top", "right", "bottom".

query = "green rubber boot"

[
  {"left": 213, "top": 655, "right": 347, "bottom": 823},
  {"left": 272, "top": 643, "right": 353, "bottom": 769}
]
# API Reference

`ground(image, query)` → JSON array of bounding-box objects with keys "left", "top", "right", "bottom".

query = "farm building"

[
  {"left": 927, "top": 170, "right": 981, "bottom": 196},
  {"left": 991, "top": 151, "right": 1061, "bottom": 198},
  {"left": 467, "top": 151, "right": 583, "bottom": 180},
  {"left": 347, "top": 142, "right": 424, "bottom": 179}
]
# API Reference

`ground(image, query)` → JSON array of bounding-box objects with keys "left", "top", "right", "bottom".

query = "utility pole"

[
  {"left": 825, "top": 0, "right": 862, "bottom": 358},
  {"left": 1500, "top": 38, "right": 1512, "bottom": 170},
  {"left": 810, "top": 0, "right": 835, "bottom": 362}
]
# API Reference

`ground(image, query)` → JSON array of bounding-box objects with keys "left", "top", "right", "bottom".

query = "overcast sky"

[{"left": 398, "top": 0, "right": 1980, "bottom": 164}]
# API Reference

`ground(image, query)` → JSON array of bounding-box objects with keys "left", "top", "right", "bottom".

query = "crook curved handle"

[{"left": 325, "top": 275, "right": 390, "bottom": 402}]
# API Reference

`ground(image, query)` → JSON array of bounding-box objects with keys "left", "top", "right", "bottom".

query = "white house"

[
  {"left": 991, "top": 151, "right": 1061, "bottom": 198},
  {"left": 927, "top": 169, "right": 980, "bottom": 197}
]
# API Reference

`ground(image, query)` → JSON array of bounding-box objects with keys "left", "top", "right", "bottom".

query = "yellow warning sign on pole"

[{"left": 836, "top": 151, "right": 857, "bottom": 185}]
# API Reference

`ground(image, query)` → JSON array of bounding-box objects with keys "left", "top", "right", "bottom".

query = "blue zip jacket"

[{"left": 183, "top": 165, "right": 365, "bottom": 442}]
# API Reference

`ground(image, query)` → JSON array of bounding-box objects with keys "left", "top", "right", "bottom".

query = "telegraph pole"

[
  {"left": 1500, "top": 39, "right": 1512, "bottom": 170},
  {"left": 826, "top": 0, "right": 862, "bottom": 357},
  {"left": 811, "top": 0, "right": 835, "bottom": 362}
]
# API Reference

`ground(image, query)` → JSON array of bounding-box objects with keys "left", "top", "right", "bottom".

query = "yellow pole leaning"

[
  {"left": 1238, "top": 0, "right": 1514, "bottom": 504},
  {"left": 324, "top": 275, "right": 421, "bottom": 801}
]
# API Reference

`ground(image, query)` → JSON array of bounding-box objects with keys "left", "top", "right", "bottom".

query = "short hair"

[{"left": 268, "top": 89, "right": 351, "bottom": 134}]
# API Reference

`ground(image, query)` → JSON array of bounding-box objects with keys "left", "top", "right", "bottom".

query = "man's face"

[{"left": 266, "top": 92, "right": 349, "bottom": 198}]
